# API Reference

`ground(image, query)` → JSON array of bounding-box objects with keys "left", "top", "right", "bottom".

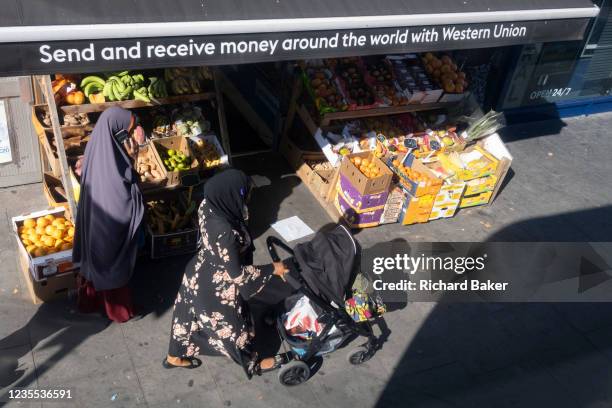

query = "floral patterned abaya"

[{"left": 167, "top": 170, "right": 275, "bottom": 368}]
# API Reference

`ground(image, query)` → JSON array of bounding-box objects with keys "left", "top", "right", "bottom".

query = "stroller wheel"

[
  {"left": 347, "top": 346, "right": 372, "bottom": 365},
  {"left": 278, "top": 360, "right": 310, "bottom": 386}
]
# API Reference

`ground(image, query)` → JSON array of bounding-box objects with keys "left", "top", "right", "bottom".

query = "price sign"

[
  {"left": 0, "top": 100, "right": 12, "bottom": 164},
  {"left": 404, "top": 138, "right": 418, "bottom": 149}
]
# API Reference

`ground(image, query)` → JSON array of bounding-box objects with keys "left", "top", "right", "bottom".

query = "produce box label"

[
  {"left": 338, "top": 174, "right": 389, "bottom": 211},
  {"left": 335, "top": 192, "right": 383, "bottom": 228}
]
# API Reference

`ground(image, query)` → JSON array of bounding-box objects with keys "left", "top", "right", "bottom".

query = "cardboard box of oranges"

[
  {"left": 12, "top": 207, "right": 77, "bottom": 281},
  {"left": 340, "top": 152, "right": 393, "bottom": 196}
]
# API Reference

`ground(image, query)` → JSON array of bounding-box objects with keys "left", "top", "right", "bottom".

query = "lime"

[{"left": 167, "top": 149, "right": 176, "bottom": 157}]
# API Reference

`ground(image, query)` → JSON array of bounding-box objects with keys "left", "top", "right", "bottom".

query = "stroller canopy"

[{"left": 293, "top": 225, "right": 358, "bottom": 307}]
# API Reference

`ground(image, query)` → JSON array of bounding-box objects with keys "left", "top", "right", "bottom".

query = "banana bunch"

[
  {"left": 165, "top": 68, "right": 204, "bottom": 95},
  {"left": 195, "top": 66, "right": 213, "bottom": 82},
  {"left": 80, "top": 76, "right": 106, "bottom": 98},
  {"left": 147, "top": 77, "right": 168, "bottom": 98},
  {"left": 164, "top": 67, "right": 192, "bottom": 82},
  {"left": 147, "top": 199, "right": 196, "bottom": 235}
]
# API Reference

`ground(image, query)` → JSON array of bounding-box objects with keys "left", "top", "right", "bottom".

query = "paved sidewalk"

[{"left": 1, "top": 113, "right": 612, "bottom": 408}]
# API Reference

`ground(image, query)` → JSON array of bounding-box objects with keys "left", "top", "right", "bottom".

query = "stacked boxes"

[
  {"left": 388, "top": 154, "right": 442, "bottom": 225},
  {"left": 335, "top": 153, "right": 393, "bottom": 228},
  {"left": 438, "top": 146, "right": 500, "bottom": 208},
  {"left": 399, "top": 193, "right": 436, "bottom": 225}
]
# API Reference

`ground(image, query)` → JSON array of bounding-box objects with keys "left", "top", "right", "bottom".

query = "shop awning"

[{"left": 0, "top": 0, "right": 599, "bottom": 75}]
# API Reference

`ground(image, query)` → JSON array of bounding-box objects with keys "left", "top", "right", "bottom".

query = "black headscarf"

[
  {"left": 73, "top": 107, "right": 144, "bottom": 291},
  {"left": 203, "top": 169, "right": 251, "bottom": 231}
]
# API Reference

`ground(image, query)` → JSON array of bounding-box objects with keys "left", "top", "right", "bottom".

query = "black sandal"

[
  {"left": 253, "top": 354, "right": 286, "bottom": 376},
  {"left": 162, "top": 356, "right": 202, "bottom": 369}
]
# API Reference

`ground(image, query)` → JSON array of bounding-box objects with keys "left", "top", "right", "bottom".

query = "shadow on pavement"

[
  {"left": 486, "top": 205, "right": 612, "bottom": 242},
  {"left": 375, "top": 207, "right": 612, "bottom": 407},
  {"left": 502, "top": 103, "right": 568, "bottom": 142},
  {"left": 0, "top": 301, "right": 110, "bottom": 396}
]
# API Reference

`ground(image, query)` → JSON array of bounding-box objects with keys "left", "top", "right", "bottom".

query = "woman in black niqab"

[
  {"left": 165, "top": 169, "right": 288, "bottom": 376},
  {"left": 73, "top": 106, "right": 144, "bottom": 323}
]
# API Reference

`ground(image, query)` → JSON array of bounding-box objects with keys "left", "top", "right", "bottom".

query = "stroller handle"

[{"left": 266, "top": 236, "right": 295, "bottom": 262}]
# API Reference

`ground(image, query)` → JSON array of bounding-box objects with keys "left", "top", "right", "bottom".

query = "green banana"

[
  {"left": 133, "top": 74, "right": 145, "bottom": 84},
  {"left": 83, "top": 81, "right": 104, "bottom": 97},
  {"left": 102, "top": 81, "right": 113, "bottom": 99},
  {"left": 80, "top": 76, "right": 105, "bottom": 88},
  {"left": 120, "top": 85, "right": 133, "bottom": 100},
  {"left": 111, "top": 82, "right": 123, "bottom": 101},
  {"left": 133, "top": 89, "right": 151, "bottom": 103},
  {"left": 111, "top": 78, "right": 126, "bottom": 93}
]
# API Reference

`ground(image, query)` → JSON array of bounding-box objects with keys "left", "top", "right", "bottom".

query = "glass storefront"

[{"left": 499, "top": 0, "right": 612, "bottom": 113}]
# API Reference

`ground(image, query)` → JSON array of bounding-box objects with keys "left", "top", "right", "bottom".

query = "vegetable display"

[
  {"left": 136, "top": 152, "right": 164, "bottom": 183},
  {"left": 147, "top": 200, "right": 197, "bottom": 235},
  {"left": 18, "top": 214, "right": 74, "bottom": 258},
  {"left": 161, "top": 149, "right": 192, "bottom": 171},
  {"left": 189, "top": 138, "right": 222, "bottom": 169}
]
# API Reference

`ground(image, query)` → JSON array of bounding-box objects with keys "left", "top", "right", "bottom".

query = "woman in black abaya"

[
  {"left": 165, "top": 169, "right": 288, "bottom": 376},
  {"left": 73, "top": 106, "right": 145, "bottom": 323}
]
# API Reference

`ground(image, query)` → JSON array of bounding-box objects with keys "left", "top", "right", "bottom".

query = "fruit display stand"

[
  {"left": 32, "top": 68, "right": 231, "bottom": 218},
  {"left": 280, "top": 64, "right": 464, "bottom": 225},
  {"left": 280, "top": 55, "right": 512, "bottom": 229}
]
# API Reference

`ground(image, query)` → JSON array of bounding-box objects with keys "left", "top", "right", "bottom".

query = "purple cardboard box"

[
  {"left": 338, "top": 174, "right": 389, "bottom": 211},
  {"left": 335, "top": 191, "right": 383, "bottom": 228}
]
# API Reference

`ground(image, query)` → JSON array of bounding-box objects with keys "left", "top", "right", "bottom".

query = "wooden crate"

[{"left": 43, "top": 172, "right": 68, "bottom": 207}]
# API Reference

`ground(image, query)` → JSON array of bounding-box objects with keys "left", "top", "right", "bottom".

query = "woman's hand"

[
  {"left": 124, "top": 138, "right": 139, "bottom": 161},
  {"left": 273, "top": 262, "right": 288, "bottom": 281}
]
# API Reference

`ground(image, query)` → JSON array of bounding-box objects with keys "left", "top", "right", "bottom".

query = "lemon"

[
  {"left": 24, "top": 219, "right": 36, "bottom": 228},
  {"left": 33, "top": 247, "right": 47, "bottom": 258},
  {"left": 36, "top": 217, "right": 50, "bottom": 227}
]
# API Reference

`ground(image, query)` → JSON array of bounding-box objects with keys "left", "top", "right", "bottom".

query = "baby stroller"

[{"left": 265, "top": 225, "right": 385, "bottom": 386}]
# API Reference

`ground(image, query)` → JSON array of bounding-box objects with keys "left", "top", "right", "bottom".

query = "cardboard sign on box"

[{"left": 340, "top": 152, "right": 392, "bottom": 196}]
